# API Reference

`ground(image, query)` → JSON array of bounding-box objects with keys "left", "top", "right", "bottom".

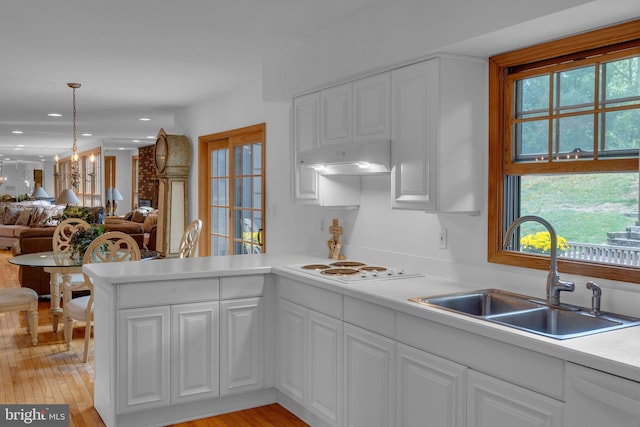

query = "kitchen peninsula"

[{"left": 84, "top": 254, "right": 640, "bottom": 427}]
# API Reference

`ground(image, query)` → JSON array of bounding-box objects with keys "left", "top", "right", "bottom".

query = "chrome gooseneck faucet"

[{"left": 503, "top": 215, "right": 575, "bottom": 306}]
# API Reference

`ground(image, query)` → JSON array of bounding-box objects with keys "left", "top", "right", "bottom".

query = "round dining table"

[{"left": 10, "top": 249, "right": 158, "bottom": 333}]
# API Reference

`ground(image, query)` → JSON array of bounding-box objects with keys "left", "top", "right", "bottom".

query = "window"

[{"left": 488, "top": 19, "right": 640, "bottom": 283}]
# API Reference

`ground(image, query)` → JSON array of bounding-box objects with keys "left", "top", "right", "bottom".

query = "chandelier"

[{"left": 54, "top": 83, "right": 93, "bottom": 191}]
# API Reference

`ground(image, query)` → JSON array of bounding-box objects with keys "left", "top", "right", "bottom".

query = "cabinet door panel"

[
  {"left": 344, "top": 324, "right": 395, "bottom": 427},
  {"left": 171, "top": 301, "right": 219, "bottom": 404},
  {"left": 220, "top": 298, "right": 263, "bottom": 395},
  {"left": 293, "top": 92, "right": 321, "bottom": 204},
  {"left": 468, "top": 370, "right": 563, "bottom": 427},
  {"left": 118, "top": 306, "right": 170, "bottom": 413},
  {"left": 565, "top": 362, "right": 640, "bottom": 427},
  {"left": 294, "top": 93, "right": 319, "bottom": 152},
  {"left": 321, "top": 84, "right": 352, "bottom": 146},
  {"left": 396, "top": 343, "right": 465, "bottom": 427},
  {"left": 295, "top": 162, "right": 319, "bottom": 204},
  {"left": 391, "top": 59, "right": 438, "bottom": 210},
  {"left": 308, "top": 311, "right": 343, "bottom": 427},
  {"left": 353, "top": 73, "right": 390, "bottom": 141},
  {"left": 277, "top": 299, "right": 307, "bottom": 404}
]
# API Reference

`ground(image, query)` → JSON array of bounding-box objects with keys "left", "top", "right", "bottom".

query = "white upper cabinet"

[
  {"left": 319, "top": 73, "right": 391, "bottom": 147},
  {"left": 294, "top": 92, "right": 320, "bottom": 152},
  {"left": 321, "top": 83, "right": 352, "bottom": 146},
  {"left": 353, "top": 73, "right": 391, "bottom": 142},
  {"left": 391, "top": 56, "right": 485, "bottom": 214}
]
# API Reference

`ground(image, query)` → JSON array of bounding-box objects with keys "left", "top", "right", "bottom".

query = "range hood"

[{"left": 297, "top": 140, "right": 391, "bottom": 175}]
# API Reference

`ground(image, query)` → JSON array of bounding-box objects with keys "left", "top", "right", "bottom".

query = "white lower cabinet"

[
  {"left": 118, "top": 301, "right": 220, "bottom": 413},
  {"left": 344, "top": 324, "right": 395, "bottom": 427},
  {"left": 220, "top": 297, "right": 263, "bottom": 395},
  {"left": 308, "top": 310, "right": 343, "bottom": 426},
  {"left": 565, "top": 362, "right": 640, "bottom": 427},
  {"left": 278, "top": 299, "right": 306, "bottom": 405},
  {"left": 396, "top": 343, "right": 466, "bottom": 427},
  {"left": 278, "top": 298, "right": 343, "bottom": 427},
  {"left": 118, "top": 306, "right": 171, "bottom": 413},
  {"left": 467, "top": 370, "right": 563, "bottom": 427},
  {"left": 171, "top": 301, "right": 220, "bottom": 404}
]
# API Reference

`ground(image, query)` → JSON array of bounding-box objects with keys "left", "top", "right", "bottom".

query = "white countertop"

[{"left": 84, "top": 253, "right": 640, "bottom": 383}]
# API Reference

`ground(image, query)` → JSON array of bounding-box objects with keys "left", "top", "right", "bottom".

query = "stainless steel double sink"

[{"left": 409, "top": 289, "right": 640, "bottom": 339}]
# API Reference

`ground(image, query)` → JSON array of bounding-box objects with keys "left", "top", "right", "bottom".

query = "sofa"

[
  {"left": 0, "top": 201, "right": 64, "bottom": 249},
  {"left": 106, "top": 206, "right": 158, "bottom": 250},
  {"left": 12, "top": 221, "right": 146, "bottom": 296}
]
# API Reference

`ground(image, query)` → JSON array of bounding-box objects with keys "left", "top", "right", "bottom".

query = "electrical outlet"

[{"left": 438, "top": 228, "right": 447, "bottom": 249}]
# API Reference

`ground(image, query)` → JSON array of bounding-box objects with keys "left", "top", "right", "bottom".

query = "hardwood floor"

[{"left": 0, "top": 249, "right": 307, "bottom": 427}]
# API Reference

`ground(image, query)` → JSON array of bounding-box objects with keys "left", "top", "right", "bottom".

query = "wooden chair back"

[
  {"left": 178, "top": 219, "right": 203, "bottom": 258},
  {"left": 53, "top": 218, "right": 91, "bottom": 253}
]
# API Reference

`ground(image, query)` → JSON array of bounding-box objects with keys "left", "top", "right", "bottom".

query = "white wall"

[
  {"left": 262, "top": 0, "right": 625, "bottom": 100},
  {"left": 177, "top": 2, "right": 640, "bottom": 316},
  {"left": 103, "top": 148, "right": 136, "bottom": 216},
  {"left": 0, "top": 161, "right": 52, "bottom": 199},
  {"left": 176, "top": 78, "right": 311, "bottom": 254}
]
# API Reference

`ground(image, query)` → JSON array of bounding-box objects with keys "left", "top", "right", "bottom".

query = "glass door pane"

[
  {"left": 210, "top": 147, "right": 229, "bottom": 256},
  {"left": 233, "top": 142, "right": 263, "bottom": 254}
]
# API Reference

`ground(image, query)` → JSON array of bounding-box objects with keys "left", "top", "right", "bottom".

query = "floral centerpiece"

[
  {"left": 520, "top": 231, "right": 570, "bottom": 254},
  {"left": 70, "top": 225, "right": 104, "bottom": 258},
  {"left": 52, "top": 206, "right": 100, "bottom": 224}
]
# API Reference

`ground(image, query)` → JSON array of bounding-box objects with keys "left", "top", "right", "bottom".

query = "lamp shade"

[
  {"left": 55, "top": 188, "right": 81, "bottom": 205},
  {"left": 105, "top": 188, "right": 113, "bottom": 201},
  {"left": 112, "top": 188, "right": 124, "bottom": 201},
  {"left": 32, "top": 187, "right": 49, "bottom": 199}
]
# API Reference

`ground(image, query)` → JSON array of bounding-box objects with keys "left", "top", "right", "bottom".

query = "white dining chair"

[
  {"left": 63, "top": 231, "right": 141, "bottom": 362},
  {"left": 52, "top": 218, "right": 92, "bottom": 319}
]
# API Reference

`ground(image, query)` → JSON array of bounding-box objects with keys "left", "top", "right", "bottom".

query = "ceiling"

[{"left": 0, "top": 0, "right": 384, "bottom": 163}]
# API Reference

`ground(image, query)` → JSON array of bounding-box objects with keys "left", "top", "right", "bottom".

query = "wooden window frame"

[{"left": 488, "top": 19, "right": 640, "bottom": 283}]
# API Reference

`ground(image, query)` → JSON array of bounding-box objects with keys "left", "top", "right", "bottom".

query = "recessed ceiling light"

[
  {"left": 138, "top": 117, "right": 151, "bottom": 121},
  {"left": 16, "top": 144, "right": 25, "bottom": 147},
  {"left": 146, "top": 136, "right": 155, "bottom": 139},
  {"left": 48, "top": 113, "right": 62, "bottom": 117},
  {"left": 132, "top": 139, "right": 141, "bottom": 143},
  {"left": 11, "top": 130, "right": 23, "bottom": 134},
  {"left": 81, "top": 133, "right": 93, "bottom": 137}
]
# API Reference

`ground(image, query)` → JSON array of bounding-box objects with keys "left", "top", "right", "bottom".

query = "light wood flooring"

[{"left": 0, "top": 249, "right": 307, "bottom": 427}]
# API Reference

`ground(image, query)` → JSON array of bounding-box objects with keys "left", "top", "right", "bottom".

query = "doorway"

[{"left": 198, "top": 123, "right": 266, "bottom": 256}]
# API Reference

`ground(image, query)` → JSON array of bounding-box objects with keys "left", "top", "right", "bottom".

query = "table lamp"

[
  {"left": 111, "top": 187, "right": 123, "bottom": 216},
  {"left": 32, "top": 187, "right": 49, "bottom": 200},
  {"left": 105, "top": 188, "right": 113, "bottom": 216},
  {"left": 55, "top": 188, "right": 80, "bottom": 206}
]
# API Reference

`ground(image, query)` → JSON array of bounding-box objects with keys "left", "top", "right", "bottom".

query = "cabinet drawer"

[
  {"left": 397, "top": 312, "right": 564, "bottom": 399},
  {"left": 344, "top": 296, "right": 395, "bottom": 339},
  {"left": 277, "top": 276, "right": 342, "bottom": 319},
  {"left": 117, "top": 277, "right": 220, "bottom": 308},
  {"left": 220, "top": 275, "right": 264, "bottom": 299}
]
